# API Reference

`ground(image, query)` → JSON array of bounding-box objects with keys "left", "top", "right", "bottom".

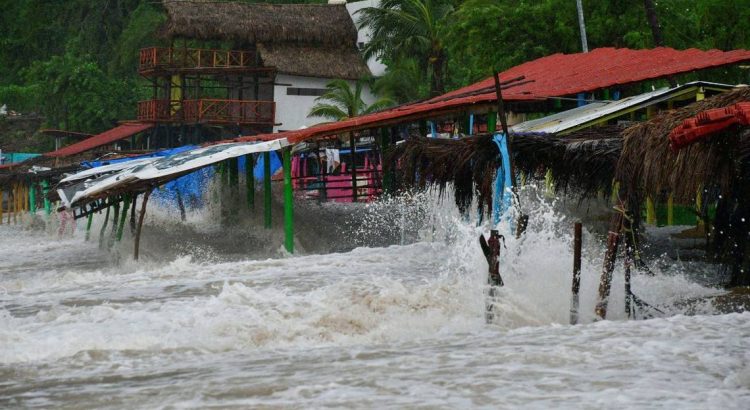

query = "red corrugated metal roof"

[
  {"left": 26, "top": 48, "right": 748, "bottom": 157},
  {"left": 437, "top": 47, "right": 750, "bottom": 101},
  {"left": 231, "top": 47, "right": 750, "bottom": 145},
  {"left": 45, "top": 123, "right": 153, "bottom": 158}
]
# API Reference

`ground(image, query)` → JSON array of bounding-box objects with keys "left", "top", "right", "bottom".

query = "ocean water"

[{"left": 1, "top": 191, "right": 749, "bottom": 409}]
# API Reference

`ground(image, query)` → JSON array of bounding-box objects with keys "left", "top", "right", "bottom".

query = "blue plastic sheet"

[{"left": 492, "top": 133, "right": 513, "bottom": 226}]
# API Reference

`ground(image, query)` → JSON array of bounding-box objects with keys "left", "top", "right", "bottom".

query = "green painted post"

[
  {"left": 85, "top": 212, "right": 94, "bottom": 241},
  {"left": 487, "top": 112, "right": 497, "bottom": 133},
  {"left": 99, "top": 202, "right": 111, "bottom": 248},
  {"left": 29, "top": 182, "right": 36, "bottom": 214},
  {"left": 263, "top": 151, "right": 272, "bottom": 229},
  {"left": 116, "top": 195, "right": 132, "bottom": 242},
  {"left": 41, "top": 180, "right": 51, "bottom": 215},
  {"left": 283, "top": 148, "right": 294, "bottom": 253},
  {"left": 245, "top": 154, "right": 255, "bottom": 209},
  {"left": 108, "top": 200, "right": 121, "bottom": 248}
]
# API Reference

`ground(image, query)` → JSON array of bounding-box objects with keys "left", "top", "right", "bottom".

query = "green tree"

[
  {"left": 308, "top": 79, "right": 393, "bottom": 121},
  {"left": 24, "top": 53, "right": 135, "bottom": 133},
  {"left": 356, "top": 0, "right": 454, "bottom": 96}
]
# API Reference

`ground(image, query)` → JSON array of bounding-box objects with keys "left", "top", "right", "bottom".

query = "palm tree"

[
  {"left": 307, "top": 79, "right": 393, "bottom": 121},
  {"left": 356, "top": 0, "right": 454, "bottom": 96}
]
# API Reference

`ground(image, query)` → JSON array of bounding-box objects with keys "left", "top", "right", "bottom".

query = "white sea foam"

[{"left": 0, "top": 188, "right": 747, "bottom": 408}]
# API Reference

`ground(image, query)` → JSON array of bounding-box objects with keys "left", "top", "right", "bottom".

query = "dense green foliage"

[{"left": 1, "top": 0, "right": 749, "bottom": 133}]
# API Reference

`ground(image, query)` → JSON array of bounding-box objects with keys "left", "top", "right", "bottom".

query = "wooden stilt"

[
  {"left": 42, "top": 180, "right": 51, "bottom": 216},
  {"left": 29, "top": 182, "right": 36, "bottom": 215},
  {"left": 349, "top": 133, "right": 358, "bottom": 202},
  {"left": 99, "top": 201, "right": 111, "bottom": 248},
  {"left": 570, "top": 222, "right": 583, "bottom": 324},
  {"left": 85, "top": 212, "right": 94, "bottom": 241},
  {"left": 263, "top": 151, "right": 272, "bottom": 229},
  {"left": 245, "top": 154, "right": 255, "bottom": 209},
  {"left": 24, "top": 184, "right": 29, "bottom": 215},
  {"left": 283, "top": 147, "right": 294, "bottom": 253},
  {"left": 130, "top": 193, "right": 138, "bottom": 233},
  {"left": 595, "top": 212, "right": 624, "bottom": 320},
  {"left": 176, "top": 189, "right": 186, "bottom": 222},
  {"left": 134, "top": 189, "right": 152, "bottom": 261},
  {"left": 116, "top": 195, "right": 132, "bottom": 242},
  {"left": 108, "top": 200, "right": 120, "bottom": 248},
  {"left": 11, "top": 184, "right": 17, "bottom": 225}
]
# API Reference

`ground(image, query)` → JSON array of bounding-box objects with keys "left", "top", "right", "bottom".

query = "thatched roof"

[
  {"left": 616, "top": 87, "right": 750, "bottom": 204},
  {"left": 162, "top": 1, "right": 370, "bottom": 79},
  {"left": 257, "top": 44, "right": 370, "bottom": 80},
  {"left": 389, "top": 127, "right": 625, "bottom": 216}
]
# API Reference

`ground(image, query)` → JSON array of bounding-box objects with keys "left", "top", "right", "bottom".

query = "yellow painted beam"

[
  {"left": 646, "top": 197, "right": 657, "bottom": 225},
  {"left": 667, "top": 194, "right": 674, "bottom": 226}
]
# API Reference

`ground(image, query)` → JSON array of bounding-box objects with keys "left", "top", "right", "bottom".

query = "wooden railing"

[
  {"left": 139, "top": 47, "right": 266, "bottom": 73},
  {"left": 137, "top": 99, "right": 275, "bottom": 125}
]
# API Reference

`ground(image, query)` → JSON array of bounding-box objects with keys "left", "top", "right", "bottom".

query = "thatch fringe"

[
  {"left": 616, "top": 87, "right": 750, "bottom": 204},
  {"left": 389, "top": 128, "right": 624, "bottom": 216},
  {"left": 388, "top": 136, "right": 499, "bottom": 216}
]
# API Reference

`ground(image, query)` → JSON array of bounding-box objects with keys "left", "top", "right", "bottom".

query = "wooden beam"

[{"left": 134, "top": 189, "right": 152, "bottom": 261}]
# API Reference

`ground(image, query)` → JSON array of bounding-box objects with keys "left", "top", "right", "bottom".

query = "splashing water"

[{"left": 0, "top": 186, "right": 748, "bottom": 408}]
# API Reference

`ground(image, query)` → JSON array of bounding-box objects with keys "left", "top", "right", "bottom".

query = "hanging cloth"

[{"left": 492, "top": 132, "right": 514, "bottom": 226}]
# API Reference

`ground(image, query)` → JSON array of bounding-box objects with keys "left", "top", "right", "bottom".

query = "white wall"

[
  {"left": 345, "top": 0, "right": 387, "bottom": 77},
  {"left": 274, "top": 74, "right": 378, "bottom": 132}
]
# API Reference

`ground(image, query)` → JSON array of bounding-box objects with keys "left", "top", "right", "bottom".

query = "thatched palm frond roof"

[
  {"left": 389, "top": 128, "right": 625, "bottom": 216},
  {"left": 616, "top": 87, "right": 750, "bottom": 204},
  {"left": 163, "top": 1, "right": 358, "bottom": 47},
  {"left": 257, "top": 44, "right": 370, "bottom": 80}
]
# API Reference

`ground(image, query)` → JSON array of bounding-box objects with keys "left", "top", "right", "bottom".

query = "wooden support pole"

[
  {"left": 85, "top": 212, "right": 94, "bottom": 241},
  {"left": 595, "top": 212, "right": 624, "bottom": 320},
  {"left": 487, "top": 112, "right": 497, "bottom": 133},
  {"left": 379, "top": 129, "right": 391, "bottom": 196},
  {"left": 116, "top": 195, "right": 132, "bottom": 242},
  {"left": 229, "top": 157, "right": 240, "bottom": 213},
  {"left": 349, "top": 133, "right": 358, "bottom": 202},
  {"left": 0, "top": 188, "right": 3, "bottom": 224},
  {"left": 99, "top": 201, "right": 111, "bottom": 248},
  {"left": 245, "top": 154, "right": 255, "bottom": 209},
  {"left": 108, "top": 200, "right": 121, "bottom": 248},
  {"left": 42, "top": 180, "right": 51, "bottom": 216},
  {"left": 646, "top": 197, "right": 656, "bottom": 225},
  {"left": 130, "top": 193, "right": 138, "bottom": 233},
  {"left": 263, "top": 151, "right": 272, "bottom": 229},
  {"left": 29, "top": 182, "right": 36, "bottom": 215},
  {"left": 134, "top": 189, "right": 152, "bottom": 261},
  {"left": 667, "top": 194, "right": 674, "bottom": 226},
  {"left": 570, "top": 222, "right": 583, "bottom": 325},
  {"left": 24, "top": 184, "right": 29, "bottom": 214},
  {"left": 176, "top": 189, "right": 186, "bottom": 222},
  {"left": 11, "top": 184, "right": 17, "bottom": 224},
  {"left": 283, "top": 147, "right": 294, "bottom": 253}
]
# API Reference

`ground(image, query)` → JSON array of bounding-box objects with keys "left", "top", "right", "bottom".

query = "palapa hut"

[
  {"left": 161, "top": 0, "right": 375, "bottom": 132},
  {"left": 388, "top": 87, "right": 750, "bottom": 301}
]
